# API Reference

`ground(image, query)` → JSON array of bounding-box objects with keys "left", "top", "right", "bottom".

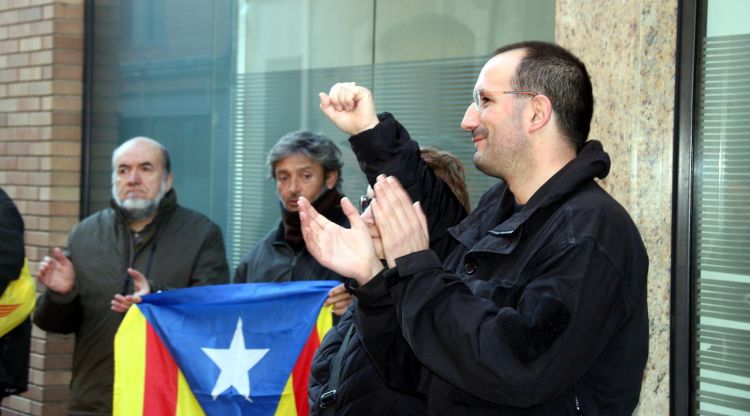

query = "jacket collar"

[
  {"left": 451, "top": 140, "right": 610, "bottom": 242},
  {"left": 271, "top": 189, "right": 348, "bottom": 246}
]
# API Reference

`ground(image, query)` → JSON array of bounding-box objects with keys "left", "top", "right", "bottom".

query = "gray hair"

[
  {"left": 111, "top": 136, "right": 172, "bottom": 176},
  {"left": 267, "top": 131, "right": 343, "bottom": 190}
]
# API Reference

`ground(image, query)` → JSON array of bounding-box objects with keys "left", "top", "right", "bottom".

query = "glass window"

[
  {"left": 692, "top": 0, "right": 750, "bottom": 414},
  {"left": 86, "top": 0, "right": 234, "bottom": 231},
  {"left": 85, "top": 0, "right": 554, "bottom": 271}
]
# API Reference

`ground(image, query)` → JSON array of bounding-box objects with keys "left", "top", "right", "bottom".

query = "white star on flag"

[{"left": 202, "top": 317, "right": 269, "bottom": 400}]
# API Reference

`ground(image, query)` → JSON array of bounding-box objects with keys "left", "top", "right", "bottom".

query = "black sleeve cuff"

[
  {"left": 349, "top": 269, "right": 390, "bottom": 307},
  {"left": 343, "top": 278, "right": 356, "bottom": 294},
  {"left": 44, "top": 284, "right": 79, "bottom": 303},
  {"left": 349, "top": 112, "right": 394, "bottom": 146},
  {"left": 386, "top": 250, "right": 442, "bottom": 288}
]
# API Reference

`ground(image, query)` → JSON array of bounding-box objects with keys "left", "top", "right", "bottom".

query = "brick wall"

[{"left": 0, "top": 0, "right": 84, "bottom": 415}]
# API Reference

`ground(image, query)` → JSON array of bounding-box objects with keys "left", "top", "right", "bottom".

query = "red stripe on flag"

[
  {"left": 143, "top": 323, "right": 179, "bottom": 416},
  {"left": 0, "top": 304, "right": 20, "bottom": 316},
  {"left": 291, "top": 327, "right": 322, "bottom": 416}
]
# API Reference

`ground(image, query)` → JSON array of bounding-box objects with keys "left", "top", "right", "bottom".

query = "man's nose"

[
  {"left": 288, "top": 177, "right": 301, "bottom": 193},
  {"left": 460, "top": 103, "right": 479, "bottom": 132},
  {"left": 127, "top": 170, "right": 141, "bottom": 184}
]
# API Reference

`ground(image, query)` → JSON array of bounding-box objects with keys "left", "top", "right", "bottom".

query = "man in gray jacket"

[{"left": 35, "top": 137, "right": 229, "bottom": 415}]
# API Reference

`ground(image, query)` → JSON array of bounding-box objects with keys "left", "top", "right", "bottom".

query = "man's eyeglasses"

[
  {"left": 359, "top": 195, "right": 372, "bottom": 214},
  {"left": 472, "top": 90, "right": 538, "bottom": 109}
]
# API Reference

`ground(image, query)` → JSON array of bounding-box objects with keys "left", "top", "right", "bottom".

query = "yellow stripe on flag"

[
  {"left": 275, "top": 375, "right": 297, "bottom": 416},
  {"left": 114, "top": 306, "right": 147, "bottom": 416},
  {"left": 176, "top": 370, "right": 205, "bottom": 416},
  {"left": 274, "top": 304, "right": 335, "bottom": 415},
  {"left": 316, "top": 304, "right": 333, "bottom": 341}
]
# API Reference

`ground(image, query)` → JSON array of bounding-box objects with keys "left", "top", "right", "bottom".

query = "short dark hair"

[
  {"left": 494, "top": 41, "right": 594, "bottom": 151},
  {"left": 267, "top": 131, "right": 343, "bottom": 189}
]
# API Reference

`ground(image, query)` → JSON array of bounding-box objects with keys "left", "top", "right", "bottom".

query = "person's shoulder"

[
  {"left": 0, "top": 188, "right": 23, "bottom": 226},
  {"left": 566, "top": 183, "right": 635, "bottom": 224},
  {"left": 66, "top": 208, "right": 117, "bottom": 248},
  {"left": 74, "top": 208, "right": 116, "bottom": 231},
  {"left": 560, "top": 184, "right": 647, "bottom": 261},
  {"left": 172, "top": 204, "right": 215, "bottom": 223},
  {"left": 238, "top": 225, "right": 281, "bottom": 262},
  {"left": 168, "top": 205, "right": 224, "bottom": 234},
  {"left": 0, "top": 187, "right": 16, "bottom": 210}
]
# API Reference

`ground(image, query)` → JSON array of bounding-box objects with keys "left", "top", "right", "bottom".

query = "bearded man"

[{"left": 35, "top": 136, "right": 229, "bottom": 415}]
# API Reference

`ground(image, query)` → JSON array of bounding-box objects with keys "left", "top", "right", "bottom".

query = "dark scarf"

[{"left": 281, "top": 188, "right": 343, "bottom": 252}]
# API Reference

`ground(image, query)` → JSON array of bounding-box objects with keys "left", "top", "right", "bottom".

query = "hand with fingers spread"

[
  {"left": 371, "top": 175, "right": 429, "bottom": 268},
  {"left": 299, "top": 195, "right": 384, "bottom": 285},
  {"left": 325, "top": 283, "right": 354, "bottom": 316},
  {"left": 37, "top": 247, "right": 76, "bottom": 295},
  {"left": 110, "top": 268, "right": 151, "bottom": 313},
  {"left": 319, "top": 82, "right": 380, "bottom": 135}
]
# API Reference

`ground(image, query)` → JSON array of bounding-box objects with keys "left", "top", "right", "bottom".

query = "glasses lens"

[{"left": 359, "top": 195, "right": 371, "bottom": 213}]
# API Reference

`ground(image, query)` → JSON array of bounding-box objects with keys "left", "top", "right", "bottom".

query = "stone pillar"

[{"left": 556, "top": 1, "right": 677, "bottom": 414}]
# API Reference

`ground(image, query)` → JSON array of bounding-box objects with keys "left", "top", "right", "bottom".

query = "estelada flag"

[
  {"left": 113, "top": 281, "right": 338, "bottom": 416},
  {"left": 0, "top": 259, "right": 36, "bottom": 337}
]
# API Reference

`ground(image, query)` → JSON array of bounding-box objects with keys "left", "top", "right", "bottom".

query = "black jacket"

[
  {"left": 352, "top": 116, "right": 649, "bottom": 415},
  {"left": 309, "top": 304, "right": 428, "bottom": 416},
  {"left": 34, "top": 190, "right": 229, "bottom": 415},
  {"left": 0, "top": 188, "right": 24, "bottom": 293},
  {"left": 308, "top": 114, "right": 467, "bottom": 415},
  {"left": 0, "top": 187, "right": 30, "bottom": 398},
  {"left": 234, "top": 201, "right": 349, "bottom": 284}
]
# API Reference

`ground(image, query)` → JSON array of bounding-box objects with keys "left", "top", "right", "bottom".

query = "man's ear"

[
  {"left": 528, "top": 95, "right": 553, "bottom": 134},
  {"left": 165, "top": 172, "right": 174, "bottom": 190},
  {"left": 325, "top": 171, "right": 338, "bottom": 190}
]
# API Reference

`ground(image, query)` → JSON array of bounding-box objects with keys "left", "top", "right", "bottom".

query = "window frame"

[{"left": 672, "top": 0, "right": 700, "bottom": 414}]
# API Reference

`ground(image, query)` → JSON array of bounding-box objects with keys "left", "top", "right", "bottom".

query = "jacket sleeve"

[
  {"left": 0, "top": 188, "right": 25, "bottom": 293},
  {"left": 352, "top": 272, "right": 424, "bottom": 395},
  {"left": 33, "top": 284, "right": 83, "bottom": 334},
  {"left": 308, "top": 307, "right": 353, "bottom": 414},
  {"left": 33, "top": 221, "right": 84, "bottom": 334},
  {"left": 349, "top": 113, "right": 466, "bottom": 258},
  {"left": 377, "top": 239, "right": 629, "bottom": 407}
]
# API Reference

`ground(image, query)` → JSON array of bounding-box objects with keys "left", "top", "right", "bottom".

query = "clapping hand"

[
  {"left": 111, "top": 268, "right": 151, "bottom": 313},
  {"left": 299, "top": 195, "right": 384, "bottom": 285},
  {"left": 37, "top": 248, "right": 75, "bottom": 295},
  {"left": 371, "top": 175, "right": 429, "bottom": 268}
]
